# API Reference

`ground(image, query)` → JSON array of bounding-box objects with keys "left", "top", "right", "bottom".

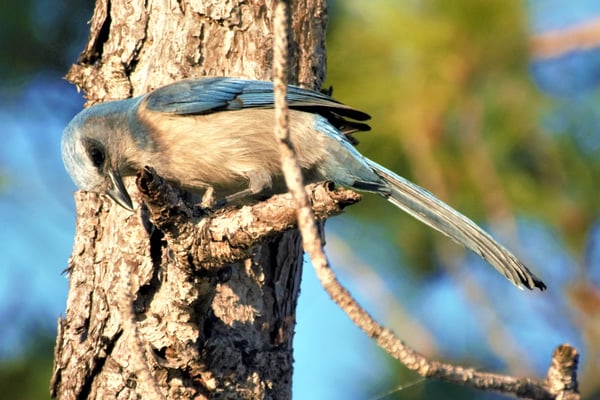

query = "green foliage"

[
  {"left": 326, "top": 0, "right": 597, "bottom": 266},
  {"left": 0, "top": 332, "right": 55, "bottom": 400}
]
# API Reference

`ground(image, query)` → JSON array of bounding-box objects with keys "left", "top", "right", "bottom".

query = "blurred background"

[{"left": 1, "top": 0, "right": 600, "bottom": 399}]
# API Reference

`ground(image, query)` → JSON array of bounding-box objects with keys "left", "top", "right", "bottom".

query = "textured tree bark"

[{"left": 51, "top": 0, "right": 328, "bottom": 398}]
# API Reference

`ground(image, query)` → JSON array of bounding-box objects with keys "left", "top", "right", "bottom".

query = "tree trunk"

[{"left": 51, "top": 1, "right": 328, "bottom": 398}]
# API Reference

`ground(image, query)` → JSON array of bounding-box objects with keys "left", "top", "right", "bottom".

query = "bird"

[{"left": 61, "top": 77, "right": 546, "bottom": 291}]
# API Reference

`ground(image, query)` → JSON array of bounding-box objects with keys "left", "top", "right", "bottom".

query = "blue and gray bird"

[{"left": 61, "top": 77, "right": 546, "bottom": 290}]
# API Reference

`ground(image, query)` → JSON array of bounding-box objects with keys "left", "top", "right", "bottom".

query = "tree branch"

[{"left": 136, "top": 167, "right": 360, "bottom": 270}]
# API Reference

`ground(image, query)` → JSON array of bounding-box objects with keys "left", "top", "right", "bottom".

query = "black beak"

[{"left": 106, "top": 169, "right": 134, "bottom": 211}]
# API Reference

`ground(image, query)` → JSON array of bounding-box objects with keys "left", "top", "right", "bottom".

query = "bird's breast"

[{"left": 136, "top": 107, "right": 330, "bottom": 198}]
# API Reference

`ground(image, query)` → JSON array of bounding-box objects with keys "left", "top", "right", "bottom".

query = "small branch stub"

[{"left": 545, "top": 344, "right": 579, "bottom": 400}]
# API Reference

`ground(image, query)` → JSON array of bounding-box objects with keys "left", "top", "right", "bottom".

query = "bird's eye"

[{"left": 87, "top": 145, "right": 105, "bottom": 168}]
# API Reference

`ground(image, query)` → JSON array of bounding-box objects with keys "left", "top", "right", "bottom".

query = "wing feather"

[{"left": 143, "top": 77, "right": 371, "bottom": 127}]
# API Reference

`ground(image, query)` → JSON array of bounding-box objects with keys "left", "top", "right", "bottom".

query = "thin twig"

[{"left": 271, "top": 2, "right": 577, "bottom": 399}]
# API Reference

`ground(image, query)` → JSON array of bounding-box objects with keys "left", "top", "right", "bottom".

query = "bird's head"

[{"left": 61, "top": 102, "right": 135, "bottom": 211}]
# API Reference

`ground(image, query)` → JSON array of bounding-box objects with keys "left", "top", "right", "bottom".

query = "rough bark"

[{"left": 51, "top": 1, "right": 328, "bottom": 399}]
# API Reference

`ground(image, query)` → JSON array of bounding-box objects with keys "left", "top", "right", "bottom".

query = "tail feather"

[{"left": 366, "top": 159, "right": 546, "bottom": 291}]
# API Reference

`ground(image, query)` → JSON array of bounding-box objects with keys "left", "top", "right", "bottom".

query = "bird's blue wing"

[
  {"left": 142, "top": 77, "right": 371, "bottom": 122},
  {"left": 143, "top": 78, "right": 246, "bottom": 114}
]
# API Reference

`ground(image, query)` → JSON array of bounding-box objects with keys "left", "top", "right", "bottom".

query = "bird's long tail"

[{"left": 366, "top": 159, "right": 546, "bottom": 290}]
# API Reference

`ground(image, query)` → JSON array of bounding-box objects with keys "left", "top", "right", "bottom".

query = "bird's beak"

[{"left": 106, "top": 169, "right": 134, "bottom": 211}]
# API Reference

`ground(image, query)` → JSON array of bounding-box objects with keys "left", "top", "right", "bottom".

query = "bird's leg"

[
  {"left": 200, "top": 186, "right": 217, "bottom": 209},
  {"left": 224, "top": 170, "right": 273, "bottom": 204}
]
